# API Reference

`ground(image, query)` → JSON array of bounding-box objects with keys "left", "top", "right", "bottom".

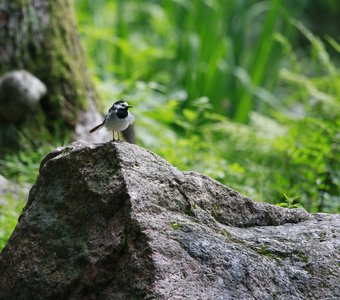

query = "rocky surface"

[{"left": 0, "top": 142, "right": 339, "bottom": 300}]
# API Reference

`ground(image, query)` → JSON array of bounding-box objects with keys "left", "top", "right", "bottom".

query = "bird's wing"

[{"left": 89, "top": 120, "right": 105, "bottom": 133}]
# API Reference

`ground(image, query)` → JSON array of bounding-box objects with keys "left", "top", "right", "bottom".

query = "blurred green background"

[{"left": 1, "top": 0, "right": 339, "bottom": 248}]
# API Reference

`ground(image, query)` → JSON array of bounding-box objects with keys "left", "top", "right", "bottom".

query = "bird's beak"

[{"left": 128, "top": 105, "right": 133, "bottom": 108}]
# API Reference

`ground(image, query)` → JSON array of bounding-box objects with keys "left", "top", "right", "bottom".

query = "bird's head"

[
  {"left": 113, "top": 100, "right": 132, "bottom": 111},
  {"left": 109, "top": 100, "right": 132, "bottom": 119}
]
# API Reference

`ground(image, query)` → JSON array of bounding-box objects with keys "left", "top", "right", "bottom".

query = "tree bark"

[
  {"left": 1, "top": 0, "right": 92, "bottom": 121},
  {"left": 0, "top": 0, "right": 108, "bottom": 154}
]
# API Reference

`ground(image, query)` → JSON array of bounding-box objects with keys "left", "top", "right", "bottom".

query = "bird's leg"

[
  {"left": 112, "top": 131, "right": 116, "bottom": 141},
  {"left": 118, "top": 132, "right": 121, "bottom": 141}
]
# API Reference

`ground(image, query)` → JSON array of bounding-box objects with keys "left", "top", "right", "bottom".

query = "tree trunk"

[{"left": 0, "top": 0, "right": 108, "bottom": 154}]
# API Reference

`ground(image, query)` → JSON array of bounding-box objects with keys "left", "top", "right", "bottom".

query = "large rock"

[{"left": 0, "top": 142, "right": 339, "bottom": 299}]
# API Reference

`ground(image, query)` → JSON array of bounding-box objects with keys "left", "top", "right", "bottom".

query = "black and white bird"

[{"left": 89, "top": 100, "right": 134, "bottom": 140}]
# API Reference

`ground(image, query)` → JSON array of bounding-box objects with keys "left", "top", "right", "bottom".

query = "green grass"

[
  {"left": 0, "top": 193, "right": 26, "bottom": 250},
  {"left": 0, "top": 123, "right": 71, "bottom": 183},
  {"left": 76, "top": 0, "right": 302, "bottom": 121}
]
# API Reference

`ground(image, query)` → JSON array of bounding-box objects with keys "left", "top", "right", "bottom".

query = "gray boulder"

[
  {"left": 0, "top": 142, "right": 339, "bottom": 299},
  {"left": 0, "top": 70, "right": 47, "bottom": 122}
]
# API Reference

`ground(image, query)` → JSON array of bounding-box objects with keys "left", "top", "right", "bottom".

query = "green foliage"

[
  {"left": 0, "top": 125, "right": 71, "bottom": 183},
  {"left": 0, "top": 193, "right": 25, "bottom": 250},
  {"left": 171, "top": 222, "right": 181, "bottom": 230},
  {"left": 278, "top": 194, "right": 302, "bottom": 209},
  {"left": 75, "top": 0, "right": 313, "bottom": 121},
  {"left": 74, "top": 1, "right": 339, "bottom": 213}
]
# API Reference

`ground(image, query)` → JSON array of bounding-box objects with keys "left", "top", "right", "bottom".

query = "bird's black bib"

[{"left": 116, "top": 109, "right": 128, "bottom": 119}]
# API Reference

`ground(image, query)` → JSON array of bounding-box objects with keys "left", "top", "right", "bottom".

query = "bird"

[{"left": 89, "top": 100, "right": 134, "bottom": 141}]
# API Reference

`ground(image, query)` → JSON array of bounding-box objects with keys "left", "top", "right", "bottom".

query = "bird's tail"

[{"left": 89, "top": 121, "right": 105, "bottom": 133}]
